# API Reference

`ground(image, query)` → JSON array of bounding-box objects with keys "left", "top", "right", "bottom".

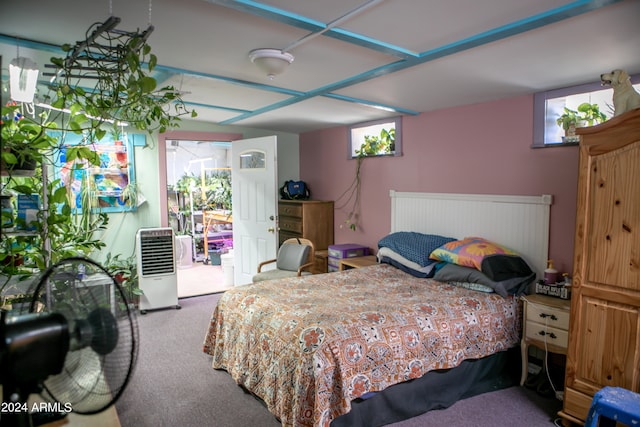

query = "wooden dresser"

[
  {"left": 278, "top": 200, "right": 334, "bottom": 273},
  {"left": 558, "top": 109, "right": 640, "bottom": 426}
]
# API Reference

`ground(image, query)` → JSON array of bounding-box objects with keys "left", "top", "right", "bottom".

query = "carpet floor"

[{"left": 116, "top": 293, "right": 563, "bottom": 427}]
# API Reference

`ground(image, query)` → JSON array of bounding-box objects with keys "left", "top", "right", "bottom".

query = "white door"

[{"left": 231, "top": 136, "right": 278, "bottom": 285}]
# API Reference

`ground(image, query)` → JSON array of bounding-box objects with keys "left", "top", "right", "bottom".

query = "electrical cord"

[
  {"left": 522, "top": 296, "right": 567, "bottom": 426},
  {"left": 542, "top": 313, "right": 560, "bottom": 398},
  {"left": 521, "top": 296, "right": 562, "bottom": 400}
]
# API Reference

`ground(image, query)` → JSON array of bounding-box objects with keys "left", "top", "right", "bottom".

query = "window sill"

[{"left": 531, "top": 141, "right": 579, "bottom": 149}]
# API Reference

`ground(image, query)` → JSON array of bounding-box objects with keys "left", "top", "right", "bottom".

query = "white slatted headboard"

[{"left": 390, "top": 191, "right": 552, "bottom": 279}]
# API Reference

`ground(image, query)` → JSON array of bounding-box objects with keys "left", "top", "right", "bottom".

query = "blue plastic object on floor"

[{"left": 585, "top": 386, "right": 640, "bottom": 427}]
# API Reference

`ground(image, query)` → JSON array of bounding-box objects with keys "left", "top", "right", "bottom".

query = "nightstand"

[
  {"left": 338, "top": 255, "right": 378, "bottom": 271},
  {"left": 314, "top": 250, "right": 328, "bottom": 274},
  {"left": 520, "top": 294, "right": 571, "bottom": 386}
]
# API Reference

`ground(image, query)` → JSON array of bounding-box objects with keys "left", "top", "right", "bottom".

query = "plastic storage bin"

[{"left": 328, "top": 244, "right": 369, "bottom": 272}]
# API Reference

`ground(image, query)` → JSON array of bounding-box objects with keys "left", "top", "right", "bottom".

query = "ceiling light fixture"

[{"left": 249, "top": 48, "right": 294, "bottom": 80}]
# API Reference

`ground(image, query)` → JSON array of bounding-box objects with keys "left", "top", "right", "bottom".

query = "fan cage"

[{"left": 25, "top": 257, "right": 139, "bottom": 415}]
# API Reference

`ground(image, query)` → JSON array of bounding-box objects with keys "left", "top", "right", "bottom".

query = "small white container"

[{"left": 221, "top": 252, "right": 234, "bottom": 286}]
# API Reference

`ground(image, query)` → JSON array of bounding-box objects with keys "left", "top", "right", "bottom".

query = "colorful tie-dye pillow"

[{"left": 429, "top": 236, "right": 517, "bottom": 271}]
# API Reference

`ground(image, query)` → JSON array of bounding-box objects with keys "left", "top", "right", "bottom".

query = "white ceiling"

[{"left": 1, "top": 0, "right": 639, "bottom": 134}]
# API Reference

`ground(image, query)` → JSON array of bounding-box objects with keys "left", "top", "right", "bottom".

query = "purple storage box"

[{"left": 328, "top": 244, "right": 369, "bottom": 259}]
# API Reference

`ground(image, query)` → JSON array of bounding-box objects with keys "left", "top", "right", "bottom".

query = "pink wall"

[{"left": 300, "top": 94, "right": 579, "bottom": 276}]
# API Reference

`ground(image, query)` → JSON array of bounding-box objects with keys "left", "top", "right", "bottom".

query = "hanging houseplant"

[
  {"left": 1, "top": 16, "right": 195, "bottom": 295},
  {"left": 336, "top": 154, "right": 364, "bottom": 231},
  {"left": 47, "top": 16, "right": 196, "bottom": 138},
  {"left": 1, "top": 105, "right": 49, "bottom": 177},
  {"left": 335, "top": 127, "right": 395, "bottom": 231}
]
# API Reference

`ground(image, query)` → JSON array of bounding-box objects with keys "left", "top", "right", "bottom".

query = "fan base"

[{"left": 31, "top": 411, "right": 68, "bottom": 426}]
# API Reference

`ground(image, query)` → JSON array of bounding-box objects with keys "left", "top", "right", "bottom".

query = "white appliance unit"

[
  {"left": 175, "top": 234, "right": 193, "bottom": 269},
  {"left": 136, "top": 227, "right": 181, "bottom": 314}
]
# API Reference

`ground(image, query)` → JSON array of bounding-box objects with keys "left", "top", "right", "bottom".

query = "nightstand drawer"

[
  {"left": 526, "top": 303, "right": 570, "bottom": 330},
  {"left": 520, "top": 294, "right": 571, "bottom": 386},
  {"left": 525, "top": 320, "right": 569, "bottom": 349}
]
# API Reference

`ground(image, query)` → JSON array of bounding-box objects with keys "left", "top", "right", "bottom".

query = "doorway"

[
  {"left": 157, "top": 130, "right": 291, "bottom": 294},
  {"left": 158, "top": 131, "right": 241, "bottom": 297},
  {"left": 166, "top": 139, "right": 232, "bottom": 261}
]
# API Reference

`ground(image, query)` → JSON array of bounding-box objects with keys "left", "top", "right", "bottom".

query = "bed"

[{"left": 203, "top": 191, "right": 552, "bottom": 427}]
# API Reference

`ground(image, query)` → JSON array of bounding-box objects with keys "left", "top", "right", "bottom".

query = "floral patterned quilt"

[{"left": 203, "top": 263, "right": 520, "bottom": 427}]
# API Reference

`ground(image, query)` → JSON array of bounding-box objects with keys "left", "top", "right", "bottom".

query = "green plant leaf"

[
  {"left": 148, "top": 53, "right": 157, "bottom": 71},
  {"left": 139, "top": 76, "right": 157, "bottom": 93},
  {"left": 51, "top": 186, "right": 68, "bottom": 204},
  {"left": 94, "top": 128, "right": 107, "bottom": 141},
  {"left": 2, "top": 151, "right": 17, "bottom": 165},
  {"left": 11, "top": 185, "right": 35, "bottom": 195}
]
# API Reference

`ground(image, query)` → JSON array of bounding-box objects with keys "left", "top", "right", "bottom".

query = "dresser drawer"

[
  {"left": 526, "top": 301, "right": 570, "bottom": 330},
  {"left": 279, "top": 218, "right": 303, "bottom": 234},
  {"left": 562, "top": 387, "right": 592, "bottom": 422},
  {"left": 525, "top": 320, "right": 569, "bottom": 349},
  {"left": 278, "top": 203, "right": 302, "bottom": 218},
  {"left": 276, "top": 200, "right": 334, "bottom": 251}
]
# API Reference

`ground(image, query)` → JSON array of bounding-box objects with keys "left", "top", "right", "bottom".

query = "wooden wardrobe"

[{"left": 558, "top": 108, "right": 640, "bottom": 425}]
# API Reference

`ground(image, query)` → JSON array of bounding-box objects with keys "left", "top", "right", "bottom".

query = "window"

[
  {"left": 348, "top": 117, "right": 402, "bottom": 158},
  {"left": 239, "top": 150, "right": 265, "bottom": 169},
  {"left": 533, "top": 73, "right": 640, "bottom": 147}
]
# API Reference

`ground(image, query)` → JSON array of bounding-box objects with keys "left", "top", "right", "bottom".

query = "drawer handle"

[
  {"left": 539, "top": 313, "right": 557, "bottom": 321},
  {"left": 538, "top": 330, "right": 557, "bottom": 339}
]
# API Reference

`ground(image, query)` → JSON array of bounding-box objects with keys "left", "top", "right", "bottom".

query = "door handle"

[{"left": 267, "top": 227, "right": 275, "bottom": 233}]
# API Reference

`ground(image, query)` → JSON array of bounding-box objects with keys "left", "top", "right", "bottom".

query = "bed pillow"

[
  {"left": 378, "top": 232, "right": 455, "bottom": 267},
  {"left": 377, "top": 247, "right": 439, "bottom": 277},
  {"left": 481, "top": 254, "right": 533, "bottom": 282},
  {"left": 448, "top": 281, "right": 495, "bottom": 293},
  {"left": 433, "top": 263, "right": 535, "bottom": 297},
  {"left": 378, "top": 247, "right": 440, "bottom": 278},
  {"left": 380, "top": 256, "right": 432, "bottom": 278},
  {"left": 429, "top": 237, "right": 518, "bottom": 271}
]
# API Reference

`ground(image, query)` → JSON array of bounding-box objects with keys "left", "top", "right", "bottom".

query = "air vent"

[{"left": 137, "top": 228, "right": 175, "bottom": 276}]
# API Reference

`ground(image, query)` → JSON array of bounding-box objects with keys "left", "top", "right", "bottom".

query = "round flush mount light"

[{"left": 249, "top": 48, "right": 294, "bottom": 80}]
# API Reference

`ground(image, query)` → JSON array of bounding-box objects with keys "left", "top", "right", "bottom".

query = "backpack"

[{"left": 280, "top": 180, "right": 310, "bottom": 200}]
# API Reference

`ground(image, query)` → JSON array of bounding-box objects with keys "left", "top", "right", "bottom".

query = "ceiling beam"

[
  {"left": 218, "top": 0, "right": 623, "bottom": 125},
  {"left": 205, "top": 0, "right": 417, "bottom": 59}
]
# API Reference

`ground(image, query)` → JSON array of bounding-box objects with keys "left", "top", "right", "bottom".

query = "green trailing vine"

[
  {"left": 336, "top": 127, "right": 395, "bottom": 231},
  {"left": 1, "top": 17, "right": 194, "bottom": 293}
]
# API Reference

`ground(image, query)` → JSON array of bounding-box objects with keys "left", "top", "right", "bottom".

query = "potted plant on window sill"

[{"left": 556, "top": 103, "right": 607, "bottom": 143}]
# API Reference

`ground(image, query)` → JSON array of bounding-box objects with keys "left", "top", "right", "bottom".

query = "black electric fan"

[{"left": 0, "top": 257, "right": 139, "bottom": 427}]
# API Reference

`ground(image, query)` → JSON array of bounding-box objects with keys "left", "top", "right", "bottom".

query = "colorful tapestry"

[{"left": 203, "top": 263, "right": 520, "bottom": 427}]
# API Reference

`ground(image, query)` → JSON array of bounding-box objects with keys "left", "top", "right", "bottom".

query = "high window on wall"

[
  {"left": 348, "top": 116, "right": 402, "bottom": 158},
  {"left": 533, "top": 72, "right": 640, "bottom": 147}
]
